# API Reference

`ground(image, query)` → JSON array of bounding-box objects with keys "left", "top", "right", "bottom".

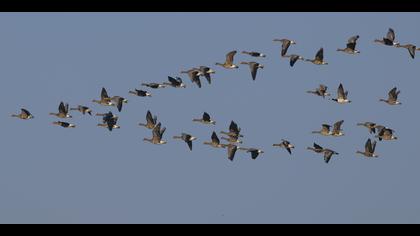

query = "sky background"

[{"left": 1, "top": 13, "right": 419, "bottom": 224}]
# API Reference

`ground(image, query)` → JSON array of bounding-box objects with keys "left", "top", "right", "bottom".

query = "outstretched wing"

[
  {"left": 101, "top": 87, "right": 109, "bottom": 99},
  {"left": 225, "top": 50, "right": 237, "bottom": 65},
  {"left": 315, "top": 48, "right": 324, "bottom": 61}
]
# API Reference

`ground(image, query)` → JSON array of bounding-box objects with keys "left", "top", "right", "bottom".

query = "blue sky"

[{"left": 1, "top": 13, "right": 420, "bottom": 223}]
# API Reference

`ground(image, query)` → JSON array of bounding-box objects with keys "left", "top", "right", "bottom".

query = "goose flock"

[{"left": 11, "top": 28, "right": 411, "bottom": 164}]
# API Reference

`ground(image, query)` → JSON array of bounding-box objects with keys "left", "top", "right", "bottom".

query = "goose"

[
  {"left": 380, "top": 87, "right": 401, "bottom": 105},
  {"left": 395, "top": 43, "right": 417, "bottom": 59},
  {"left": 376, "top": 127, "right": 397, "bottom": 141},
  {"left": 180, "top": 68, "right": 202, "bottom": 88},
  {"left": 110, "top": 96, "right": 127, "bottom": 112},
  {"left": 215, "top": 50, "right": 239, "bottom": 69},
  {"left": 331, "top": 120, "right": 345, "bottom": 137},
  {"left": 143, "top": 122, "right": 167, "bottom": 145},
  {"left": 193, "top": 112, "right": 216, "bottom": 125},
  {"left": 129, "top": 89, "right": 152, "bottom": 97},
  {"left": 273, "top": 139, "right": 295, "bottom": 155},
  {"left": 163, "top": 76, "right": 186, "bottom": 88},
  {"left": 337, "top": 35, "right": 360, "bottom": 54},
  {"left": 240, "top": 61, "right": 264, "bottom": 81},
  {"left": 357, "top": 139, "right": 379, "bottom": 158},
  {"left": 139, "top": 110, "right": 158, "bottom": 129},
  {"left": 273, "top": 38, "right": 296, "bottom": 57},
  {"left": 374, "top": 28, "right": 399, "bottom": 46},
  {"left": 283, "top": 54, "right": 305, "bottom": 67},
  {"left": 312, "top": 124, "right": 332, "bottom": 136},
  {"left": 357, "top": 122, "right": 379, "bottom": 134},
  {"left": 11, "top": 108, "right": 34, "bottom": 120},
  {"left": 203, "top": 132, "right": 227, "bottom": 149},
  {"left": 306, "top": 84, "right": 331, "bottom": 98},
  {"left": 141, "top": 83, "right": 166, "bottom": 89},
  {"left": 226, "top": 144, "right": 238, "bottom": 161},
  {"left": 96, "top": 111, "right": 120, "bottom": 131},
  {"left": 307, "top": 143, "right": 325, "bottom": 153},
  {"left": 241, "top": 51, "right": 266, "bottom": 58},
  {"left": 221, "top": 120, "right": 244, "bottom": 138},
  {"left": 322, "top": 149, "right": 339, "bottom": 164},
  {"left": 52, "top": 121, "right": 76, "bottom": 128},
  {"left": 197, "top": 66, "right": 216, "bottom": 85},
  {"left": 173, "top": 133, "right": 197, "bottom": 151},
  {"left": 49, "top": 102, "right": 72, "bottom": 118},
  {"left": 238, "top": 148, "right": 264, "bottom": 160},
  {"left": 97, "top": 115, "right": 120, "bottom": 131},
  {"left": 92, "top": 87, "right": 113, "bottom": 106},
  {"left": 70, "top": 105, "right": 92, "bottom": 115},
  {"left": 331, "top": 83, "right": 351, "bottom": 104},
  {"left": 306, "top": 48, "right": 328, "bottom": 65}
]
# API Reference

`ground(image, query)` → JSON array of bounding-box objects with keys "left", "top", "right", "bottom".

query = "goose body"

[
  {"left": 374, "top": 28, "right": 399, "bottom": 46},
  {"left": 283, "top": 54, "right": 305, "bottom": 67},
  {"left": 193, "top": 112, "right": 216, "bottom": 125},
  {"left": 306, "top": 48, "right": 328, "bottom": 65},
  {"left": 173, "top": 133, "right": 197, "bottom": 151},
  {"left": 357, "top": 139, "right": 379, "bottom": 158},
  {"left": 164, "top": 76, "right": 186, "bottom": 88},
  {"left": 215, "top": 50, "right": 239, "bottom": 69},
  {"left": 331, "top": 83, "right": 351, "bottom": 104},
  {"left": 139, "top": 110, "right": 158, "bottom": 129},
  {"left": 337, "top": 35, "right": 360, "bottom": 54},
  {"left": 380, "top": 87, "right": 401, "bottom": 105},
  {"left": 129, "top": 89, "right": 152, "bottom": 97},
  {"left": 241, "top": 51, "right": 266, "bottom": 58},
  {"left": 70, "top": 105, "right": 92, "bottom": 115},
  {"left": 307, "top": 84, "right": 330, "bottom": 98},
  {"left": 143, "top": 122, "right": 167, "bottom": 145},
  {"left": 49, "top": 102, "right": 72, "bottom": 118},
  {"left": 203, "top": 132, "right": 227, "bottom": 149},
  {"left": 12, "top": 108, "right": 34, "bottom": 120},
  {"left": 52, "top": 121, "right": 76, "bottom": 128},
  {"left": 239, "top": 147, "right": 264, "bottom": 160},
  {"left": 273, "top": 139, "right": 295, "bottom": 155},
  {"left": 92, "top": 87, "right": 113, "bottom": 106},
  {"left": 142, "top": 83, "right": 166, "bottom": 89},
  {"left": 273, "top": 38, "right": 296, "bottom": 57},
  {"left": 240, "top": 61, "right": 264, "bottom": 81},
  {"left": 181, "top": 69, "right": 202, "bottom": 88},
  {"left": 197, "top": 66, "right": 216, "bottom": 85}
]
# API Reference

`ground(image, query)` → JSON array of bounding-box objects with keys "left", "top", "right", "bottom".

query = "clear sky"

[{"left": 1, "top": 13, "right": 420, "bottom": 224}]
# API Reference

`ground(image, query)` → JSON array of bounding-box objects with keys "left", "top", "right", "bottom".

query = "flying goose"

[
  {"left": 203, "top": 132, "right": 227, "bottom": 149},
  {"left": 357, "top": 122, "right": 380, "bottom": 134},
  {"left": 395, "top": 43, "right": 417, "bottom": 59},
  {"left": 241, "top": 51, "right": 266, "bottom": 58},
  {"left": 96, "top": 111, "right": 120, "bottom": 131},
  {"left": 49, "top": 102, "right": 72, "bottom": 118},
  {"left": 376, "top": 127, "right": 397, "bottom": 141},
  {"left": 380, "top": 87, "right": 402, "bottom": 105},
  {"left": 322, "top": 149, "right": 339, "bottom": 164},
  {"left": 215, "top": 50, "right": 239, "bottom": 69},
  {"left": 273, "top": 38, "right": 296, "bottom": 57},
  {"left": 307, "top": 84, "right": 331, "bottom": 98},
  {"left": 283, "top": 54, "right": 305, "bottom": 67},
  {"left": 141, "top": 83, "right": 166, "bottom": 89},
  {"left": 197, "top": 66, "right": 216, "bottom": 85},
  {"left": 92, "top": 87, "right": 113, "bottom": 106},
  {"left": 139, "top": 110, "right": 158, "bottom": 129},
  {"left": 307, "top": 143, "right": 325, "bottom": 153},
  {"left": 374, "top": 28, "right": 399, "bottom": 46},
  {"left": 240, "top": 61, "right": 264, "bottom": 81},
  {"left": 193, "top": 112, "right": 216, "bottom": 125},
  {"left": 129, "top": 89, "right": 152, "bottom": 97},
  {"left": 273, "top": 139, "right": 295, "bottom": 155},
  {"left": 70, "top": 105, "right": 92, "bottom": 115},
  {"left": 110, "top": 96, "right": 127, "bottom": 112},
  {"left": 173, "top": 133, "right": 197, "bottom": 151},
  {"left": 312, "top": 124, "right": 332, "bottom": 136},
  {"left": 180, "top": 68, "right": 202, "bottom": 88},
  {"left": 221, "top": 120, "right": 244, "bottom": 138},
  {"left": 305, "top": 48, "right": 328, "bottom": 65},
  {"left": 163, "top": 76, "right": 186, "bottom": 88},
  {"left": 331, "top": 120, "right": 345, "bottom": 137},
  {"left": 238, "top": 147, "right": 264, "bottom": 160},
  {"left": 357, "top": 139, "right": 379, "bottom": 158},
  {"left": 331, "top": 83, "right": 351, "bottom": 104},
  {"left": 11, "top": 108, "right": 34, "bottom": 120},
  {"left": 337, "top": 35, "right": 360, "bottom": 54},
  {"left": 143, "top": 122, "right": 167, "bottom": 145},
  {"left": 52, "top": 121, "right": 76, "bottom": 128}
]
